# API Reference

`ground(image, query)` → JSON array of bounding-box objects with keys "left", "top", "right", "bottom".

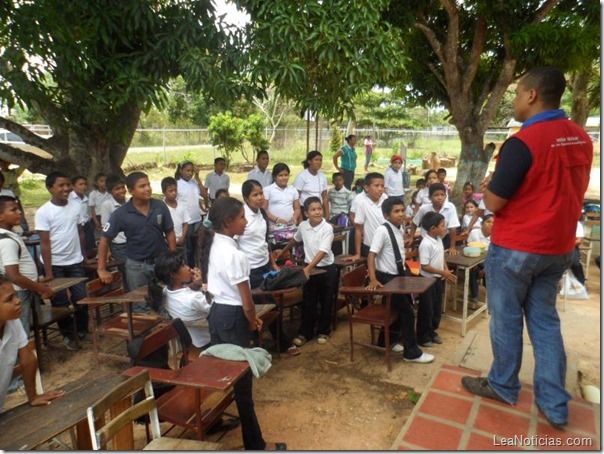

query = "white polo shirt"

[
  {"left": 0, "top": 228, "right": 38, "bottom": 290},
  {"left": 354, "top": 193, "right": 389, "bottom": 247},
  {"left": 263, "top": 183, "right": 298, "bottom": 222},
  {"left": 0, "top": 319, "right": 28, "bottom": 412},
  {"left": 88, "top": 189, "right": 112, "bottom": 213},
  {"left": 207, "top": 233, "right": 250, "bottom": 307},
  {"left": 237, "top": 204, "right": 269, "bottom": 269},
  {"left": 165, "top": 201, "right": 191, "bottom": 242},
  {"left": 419, "top": 234, "right": 445, "bottom": 278},
  {"left": 416, "top": 187, "right": 449, "bottom": 206},
  {"left": 370, "top": 221, "right": 406, "bottom": 275},
  {"left": 349, "top": 191, "right": 365, "bottom": 214},
  {"left": 293, "top": 169, "right": 328, "bottom": 206},
  {"left": 204, "top": 172, "right": 230, "bottom": 200},
  {"left": 468, "top": 229, "right": 491, "bottom": 249},
  {"left": 384, "top": 167, "right": 404, "bottom": 197},
  {"left": 68, "top": 190, "right": 90, "bottom": 223},
  {"left": 247, "top": 167, "right": 273, "bottom": 188},
  {"left": 177, "top": 178, "right": 202, "bottom": 224},
  {"left": 294, "top": 218, "right": 334, "bottom": 267},
  {"left": 413, "top": 202, "right": 460, "bottom": 238},
  {"left": 100, "top": 197, "right": 127, "bottom": 244},
  {"left": 35, "top": 199, "right": 84, "bottom": 266},
  {"left": 163, "top": 287, "right": 211, "bottom": 348}
]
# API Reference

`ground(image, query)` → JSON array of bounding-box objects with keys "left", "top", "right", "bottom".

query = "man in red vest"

[{"left": 461, "top": 67, "right": 593, "bottom": 429}]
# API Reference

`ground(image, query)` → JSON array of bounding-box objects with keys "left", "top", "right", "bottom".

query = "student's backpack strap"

[
  {"left": 0, "top": 233, "right": 22, "bottom": 256},
  {"left": 383, "top": 223, "right": 405, "bottom": 276}
]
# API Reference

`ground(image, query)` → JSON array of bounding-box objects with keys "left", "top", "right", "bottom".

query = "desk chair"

[
  {"left": 86, "top": 272, "right": 162, "bottom": 363},
  {"left": 86, "top": 370, "right": 221, "bottom": 450},
  {"left": 341, "top": 265, "right": 399, "bottom": 372},
  {"left": 131, "top": 321, "right": 238, "bottom": 442},
  {"left": 31, "top": 301, "right": 78, "bottom": 370}
]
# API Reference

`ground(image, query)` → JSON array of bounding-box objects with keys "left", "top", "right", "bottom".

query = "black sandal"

[{"left": 275, "top": 442, "right": 287, "bottom": 450}]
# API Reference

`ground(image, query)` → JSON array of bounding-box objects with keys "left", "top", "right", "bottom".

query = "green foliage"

[
  {"left": 329, "top": 126, "right": 344, "bottom": 155},
  {"left": 244, "top": 114, "right": 270, "bottom": 153},
  {"left": 235, "top": 0, "right": 406, "bottom": 120},
  {"left": 207, "top": 111, "right": 246, "bottom": 168}
]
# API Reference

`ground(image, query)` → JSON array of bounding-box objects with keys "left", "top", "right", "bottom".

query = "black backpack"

[{"left": 260, "top": 266, "right": 308, "bottom": 291}]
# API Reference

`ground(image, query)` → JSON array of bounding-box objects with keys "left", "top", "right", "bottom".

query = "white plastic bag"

[{"left": 559, "top": 273, "right": 589, "bottom": 300}]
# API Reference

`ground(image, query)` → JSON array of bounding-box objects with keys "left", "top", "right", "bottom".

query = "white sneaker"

[
  {"left": 404, "top": 352, "right": 435, "bottom": 364},
  {"left": 317, "top": 334, "right": 329, "bottom": 345},
  {"left": 391, "top": 343, "right": 404, "bottom": 354}
]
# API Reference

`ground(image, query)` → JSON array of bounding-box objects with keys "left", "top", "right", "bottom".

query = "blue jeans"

[
  {"left": 125, "top": 259, "right": 154, "bottom": 313},
  {"left": 485, "top": 244, "right": 572, "bottom": 424}
]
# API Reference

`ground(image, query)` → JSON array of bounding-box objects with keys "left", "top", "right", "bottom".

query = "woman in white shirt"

[
  {"left": 293, "top": 151, "right": 330, "bottom": 219},
  {"left": 198, "top": 197, "right": 286, "bottom": 451},
  {"left": 263, "top": 163, "right": 301, "bottom": 227}
]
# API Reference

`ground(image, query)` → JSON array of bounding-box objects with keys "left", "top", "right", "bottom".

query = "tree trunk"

[
  {"left": 570, "top": 70, "right": 591, "bottom": 127},
  {"left": 451, "top": 126, "right": 495, "bottom": 208}
]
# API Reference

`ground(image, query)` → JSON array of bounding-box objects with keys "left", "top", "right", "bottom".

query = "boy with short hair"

[
  {"left": 0, "top": 196, "right": 54, "bottom": 333},
  {"left": 417, "top": 212, "right": 457, "bottom": 347},
  {"left": 247, "top": 150, "right": 273, "bottom": 188},
  {"left": 437, "top": 168, "right": 452, "bottom": 199},
  {"left": 204, "top": 157, "right": 230, "bottom": 202},
  {"left": 278, "top": 197, "right": 336, "bottom": 347},
  {"left": 367, "top": 198, "right": 434, "bottom": 363},
  {"left": 161, "top": 177, "right": 190, "bottom": 248},
  {"left": 35, "top": 171, "right": 90, "bottom": 350},
  {"left": 0, "top": 277, "right": 65, "bottom": 412},
  {"left": 328, "top": 172, "right": 354, "bottom": 225},
  {"left": 69, "top": 175, "right": 95, "bottom": 255},
  {"left": 409, "top": 182, "right": 460, "bottom": 254},
  {"left": 350, "top": 173, "right": 388, "bottom": 260},
  {"left": 98, "top": 172, "right": 176, "bottom": 313},
  {"left": 384, "top": 155, "right": 405, "bottom": 199}
]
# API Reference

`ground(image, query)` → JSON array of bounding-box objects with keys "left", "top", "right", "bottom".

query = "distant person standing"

[
  {"left": 363, "top": 136, "right": 375, "bottom": 172},
  {"left": 333, "top": 135, "right": 357, "bottom": 190},
  {"left": 461, "top": 67, "right": 593, "bottom": 429}
]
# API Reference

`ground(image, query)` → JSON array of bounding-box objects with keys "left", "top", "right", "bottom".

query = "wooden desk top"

[
  {"left": 251, "top": 286, "right": 300, "bottom": 297},
  {"left": 0, "top": 372, "right": 125, "bottom": 450},
  {"left": 340, "top": 276, "right": 436, "bottom": 296},
  {"left": 334, "top": 255, "right": 367, "bottom": 268},
  {"left": 445, "top": 249, "right": 486, "bottom": 268},
  {"left": 47, "top": 277, "right": 88, "bottom": 293},
  {"left": 123, "top": 356, "right": 249, "bottom": 391},
  {"left": 78, "top": 285, "right": 148, "bottom": 305}
]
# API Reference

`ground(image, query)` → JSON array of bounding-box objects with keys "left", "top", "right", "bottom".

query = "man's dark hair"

[
  {"left": 214, "top": 157, "right": 226, "bottom": 165},
  {"left": 303, "top": 196, "right": 322, "bottom": 212},
  {"left": 521, "top": 67, "right": 566, "bottom": 108},
  {"left": 364, "top": 172, "right": 384, "bottom": 186},
  {"left": 381, "top": 197, "right": 405, "bottom": 216},
  {"left": 437, "top": 168, "right": 447, "bottom": 175},
  {"left": 256, "top": 150, "right": 269, "bottom": 160},
  {"left": 125, "top": 171, "right": 148, "bottom": 190},
  {"left": 0, "top": 195, "right": 17, "bottom": 214},
  {"left": 429, "top": 183, "right": 447, "bottom": 197},
  {"left": 161, "top": 176, "right": 177, "bottom": 193},
  {"left": 71, "top": 175, "right": 87, "bottom": 185},
  {"left": 332, "top": 172, "right": 344, "bottom": 181},
  {"left": 154, "top": 250, "right": 187, "bottom": 286},
  {"left": 106, "top": 174, "right": 125, "bottom": 192},
  {"left": 45, "top": 170, "right": 69, "bottom": 189},
  {"left": 421, "top": 211, "right": 445, "bottom": 231}
]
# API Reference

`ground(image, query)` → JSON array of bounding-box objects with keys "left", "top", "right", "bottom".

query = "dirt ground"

[{"left": 4, "top": 259, "right": 600, "bottom": 450}]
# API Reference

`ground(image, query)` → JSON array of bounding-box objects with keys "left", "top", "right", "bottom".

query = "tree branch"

[
  {"left": 439, "top": 0, "right": 459, "bottom": 74},
  {"left": 0, "top": 143, "right": 55, "bottom": 175},
  {"left": 0, "top": 117, "right": 61, "bottom": 155},
  {"left": 414, "top": 20, "right": 445, "bottom": 64},
  {"left": 463, "top": 16, "right": 487, "bottom": 96},
  {"left": 478, "top": 59, "right": 517, "bottom": 131},
  {"left": 533, "top": 0, "right": 561, "bottom": 24}
]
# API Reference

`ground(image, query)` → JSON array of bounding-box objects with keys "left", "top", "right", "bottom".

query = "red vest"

[{"left": 491, "top": 118, "right": 593, "bottom": 255}]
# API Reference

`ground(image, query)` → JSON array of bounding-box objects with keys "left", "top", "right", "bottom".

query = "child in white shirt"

[
  {"left": 278, "top": 197, "right": 336, "bottom": 347},
  {"left": 418, "top": 212, "right": 456, "bottom": 347},
  {"left": 154, "top": 251, "right": 210, "bottom": 350},
  {"left": 161, "top": 177, "right": 191, "bottom": 247},
  {"left": 461, "top": 200, "right": 482, "bottom": 232},
  {"left": 366, "top": 198, "right": 434, "bottom": 363},
  {"left": 384, "top": 155, "right": 405, "bottom": 198},
  {"left": 468, "top": 214, "right": 493, "bottom": 308},
  {"left": 88, "top": 173, "right": 112, "bottom": 232},
  {"left": 350, "top": 173, "right": 388, "bottom": 260}
]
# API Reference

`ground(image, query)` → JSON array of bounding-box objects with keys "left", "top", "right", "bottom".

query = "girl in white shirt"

[
  {"left": 154, "top": 250, "right": 210, "bottom": 351},
  {"left": 262, "top": 163, "right": 301, "bottom": 227},
  {"left": 293, "top": 151, "right": 330, "bottom": 219},
  {"left": 461, "top": 200, "right": 482, "bottom": 232},
  {"left": 240, "top": 180, "right": 299, "bottom": 356},
  {"left": 198, "top": 197, "right": 285, "bottom": 451}
]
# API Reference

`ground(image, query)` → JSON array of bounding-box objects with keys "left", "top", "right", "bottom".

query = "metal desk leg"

[{"left": 462, "top": 266, "right": 469, "bottom": 337}]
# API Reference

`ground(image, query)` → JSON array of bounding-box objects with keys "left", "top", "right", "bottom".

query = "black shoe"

[
  {"left": 461, "top": 376, "right": 508, "bottom": 404},
  {"left": 419, "top": 340, "right": 433, "bottom": 347},
  {"left": 536, "top": 403, "right": 567, "bottom": 429},
  {"left": 432, "top": 334, "right": 443, "bottom": 344}
]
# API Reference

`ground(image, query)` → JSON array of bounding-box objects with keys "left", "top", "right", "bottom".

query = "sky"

[{"left": 213, "top": 0, "right": 249, "bottom": 27}]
